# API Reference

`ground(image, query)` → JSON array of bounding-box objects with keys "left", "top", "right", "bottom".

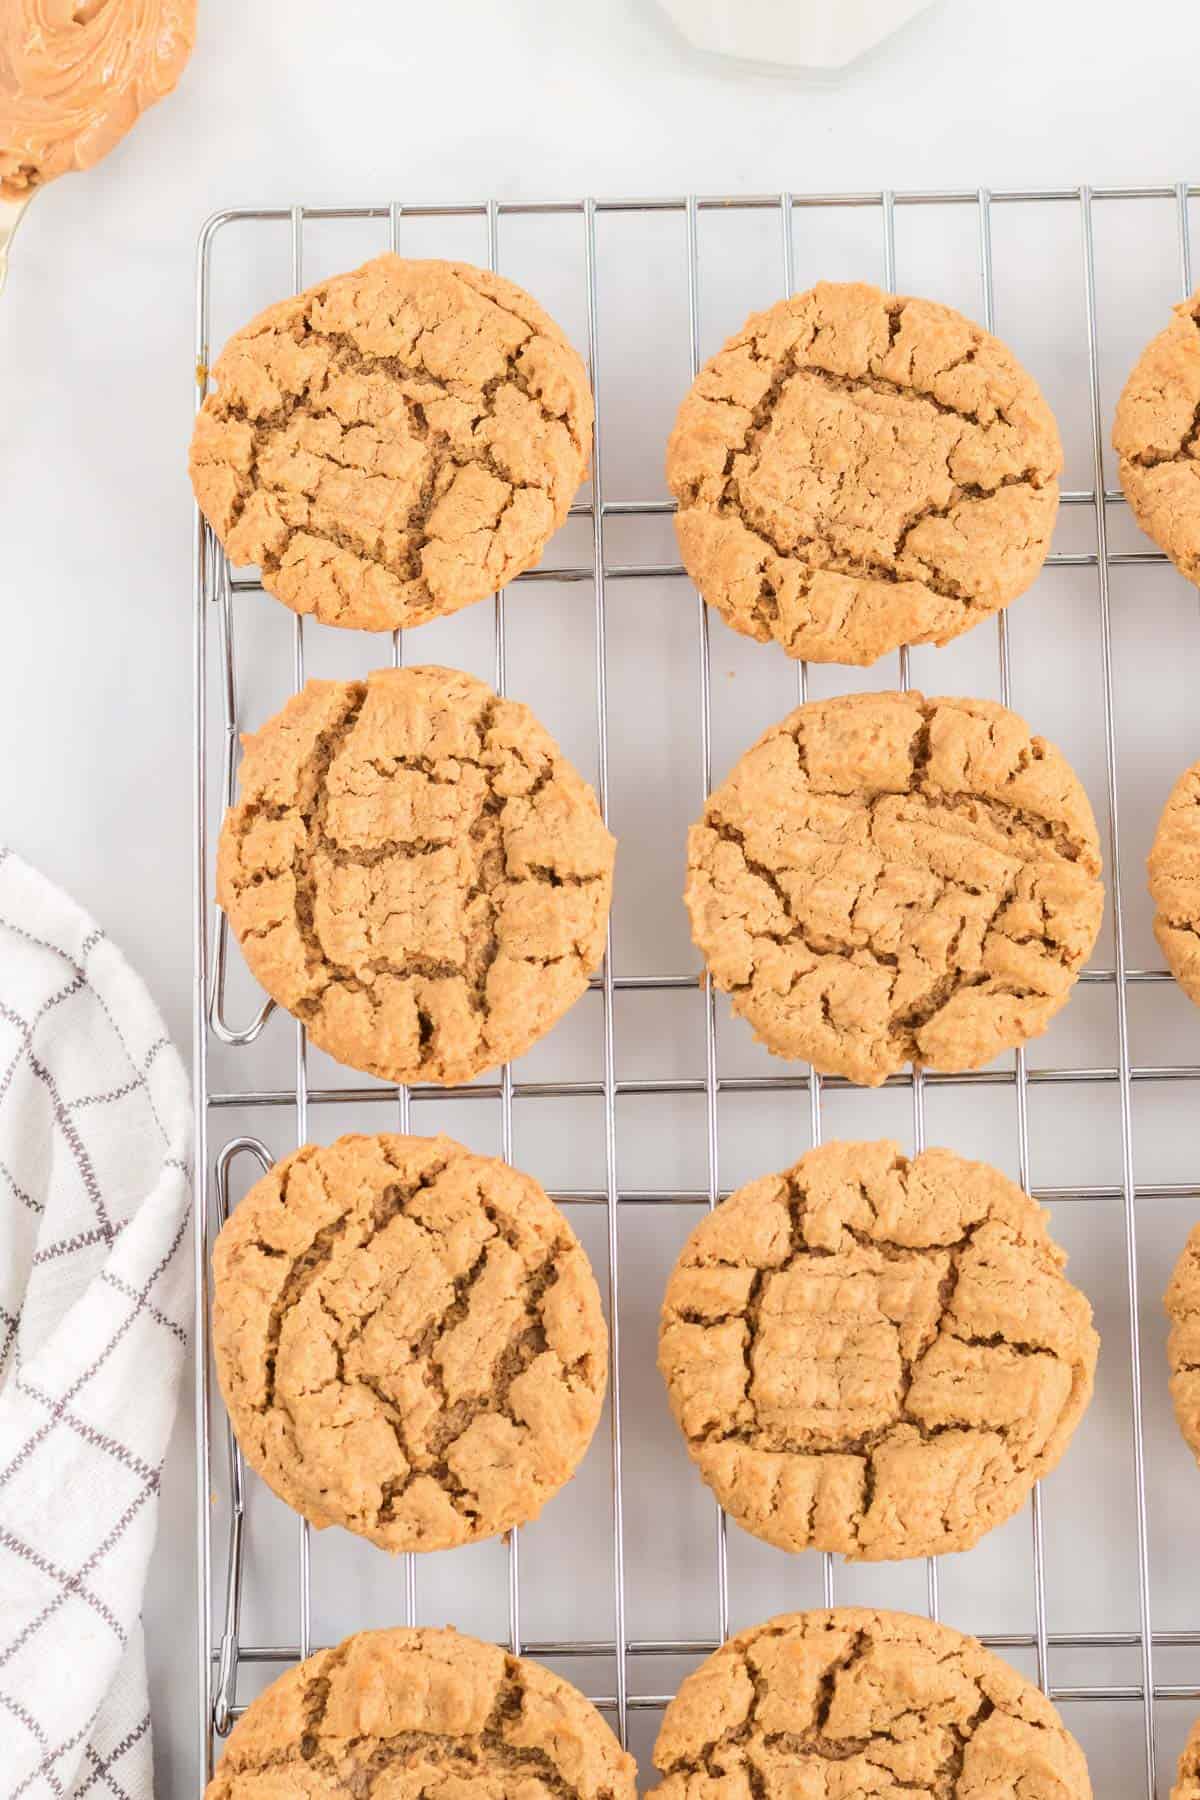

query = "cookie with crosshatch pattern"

[
  {"left": 646, "top": 1609, "right": 1092, "bottom": 1800},
  {"left": 189, "top": 252, "right": 593, "bottom": 630},
  {"left": 658, "top": 1140, "right": 1098, "bottom": 1560},
  {"left": 666, "top": 279, "right": 1062, "bottom": 665},
  {"left": 684, "top": 689, "right": 1104, "bottom": 1084},
  {"left": 216, "top": 664, "right": 615, "bottom": 1086},
  {"left": 211, "top": 1133, "right": 608, "bottom": 1552},
  {"left": 203, "top": 1624, "right": 637, "bottom": 1800}
]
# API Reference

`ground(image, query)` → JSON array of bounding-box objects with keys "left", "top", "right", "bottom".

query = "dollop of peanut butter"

[{"left": 0, "top": 1, "right": 196, "bottom": 199}]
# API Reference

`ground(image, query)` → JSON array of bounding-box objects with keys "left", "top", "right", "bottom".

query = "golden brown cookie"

[
  {"left": 217, "top": 664, "right": 615, "bottom": 1085},
  {"left": 1114, "top": 291, "right": 1200, "bottom": 582},
  {"left": 1165, "top": 1220, "right": 1200, "bottom": 1466},
  {"left": 1174, "top": 1716, "right": 1200, "bottom": 1800},
  {"left": 1148, "top": 758, "right": 1200, "bottom": 1005},
  {"left": 666, "top": 280, "right": 1062, "bottom": 666},
  {"left": 204, "top": 1624, "right": 637, "bottom": 1800},
  {"left": 647, "top": 1609, "right": 1092, "bottom": 1800},
  {"left": 212, "top": 1133, "right": 608, "bottom": 1552},
  {"left": 659, "top": 1140, "right": 1098, "bottom": 1561},
  {"left": 685, "top": 690, "right": 1104, "bottom": 1085},
  {"left": 190, "top": 253, "right": 593, "bottom": 631},
  {"left": 0, "top": 2, "right": 196, "bottom": 199}
]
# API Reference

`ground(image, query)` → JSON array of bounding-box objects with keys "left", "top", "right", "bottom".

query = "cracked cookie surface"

[
  {"left": 189, "top": 253, "right": 593, "bottom": 631},
  {"left": 665, "top": 280, "right": 1062, "bottom": 666},
  {"left": 216, "top": 664, "right": 615, "bottom": 1085},
  {"left": 659, "top": 1140, "right": 1097, "bottom": 1561},
  {"left": 1148, "top": 758, "right": 1200, "bottom": 1008},
  {"left": 1174, "top": 1716, "right": 1200, "bottom": 1800},
  {"left": 1165, "top": 1219, "right": 1200, "bottom": 1468},
  {"left": 1114, "top": 290, "right": 1200, "bottom": 583},
  {"left": 684, "top": 690, "right": 1104, "bottom": 1084},
  {"left": 204, "top": 1624, "right": 637, "bottom": 1800},
  {"left": 647, "top": 1608, "right": 1092, "bottom": 1800},
  {"left": 211, "top": 1134, "right": 608, "bottom": 1551}
]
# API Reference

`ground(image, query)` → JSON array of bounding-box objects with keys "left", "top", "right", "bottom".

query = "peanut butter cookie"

[
  {"left": 647, "top": 1609, "right": 1092, "bottom": 1800},
  {"left": 205, "top": 1624, "right": 637, "bottom": 1800},
  {"left": 217, "top": 665, "right": 615, "bottom": 1085},
  {"left": 1114, "top": 291, "right": 1200, "bottom": 582},
  {"left": 666, "top": 280, "right": 1062, "bottom": 665},
  {"left": 659, "top": 1140, "right": 1098, "bottom": 1561},
  {"left": 212, "top": 1134, "right": 608, "bottom": 1552},
  {"left": 1165, "top": 1220, "right": 1200, "bottom": 1466},
  {"left": 190, "top": 253, "right": 593, "bottom": 631},
  {"left": 1148, "top": 757, "right": 1200, "bottom": 1006},
  {"left": 685, "top": 690, "right": 1103, "bottom": 1084},
  {"left": 1174, "top": 1716, "right": 1200, "bottom": 1800}
]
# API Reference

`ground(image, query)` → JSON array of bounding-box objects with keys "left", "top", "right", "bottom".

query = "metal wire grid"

[{"left": 191, "top": 184, "right": 1200, "bottom": 1799}]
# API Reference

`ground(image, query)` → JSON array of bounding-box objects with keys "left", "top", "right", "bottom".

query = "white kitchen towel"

[{"left": 0, "top": 849, "right": 192, "bottom": 1800}]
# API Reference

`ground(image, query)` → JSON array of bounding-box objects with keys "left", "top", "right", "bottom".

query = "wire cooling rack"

[{"left": 193, "top": 185, "right": 1200, "bottom": 1799}]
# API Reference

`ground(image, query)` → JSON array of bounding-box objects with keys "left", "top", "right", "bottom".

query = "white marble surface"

[{"left": 4, "top": 1, "right": 1200, "bottom": 1792}]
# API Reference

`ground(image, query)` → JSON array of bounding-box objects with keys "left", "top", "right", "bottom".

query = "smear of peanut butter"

[{"left": 0, "top": 1, "right": 196, "bottom": 200}]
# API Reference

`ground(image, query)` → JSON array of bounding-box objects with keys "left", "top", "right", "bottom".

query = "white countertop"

[{"left": 4, "top": 1, "right": 1200, "bottom": 1792}]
